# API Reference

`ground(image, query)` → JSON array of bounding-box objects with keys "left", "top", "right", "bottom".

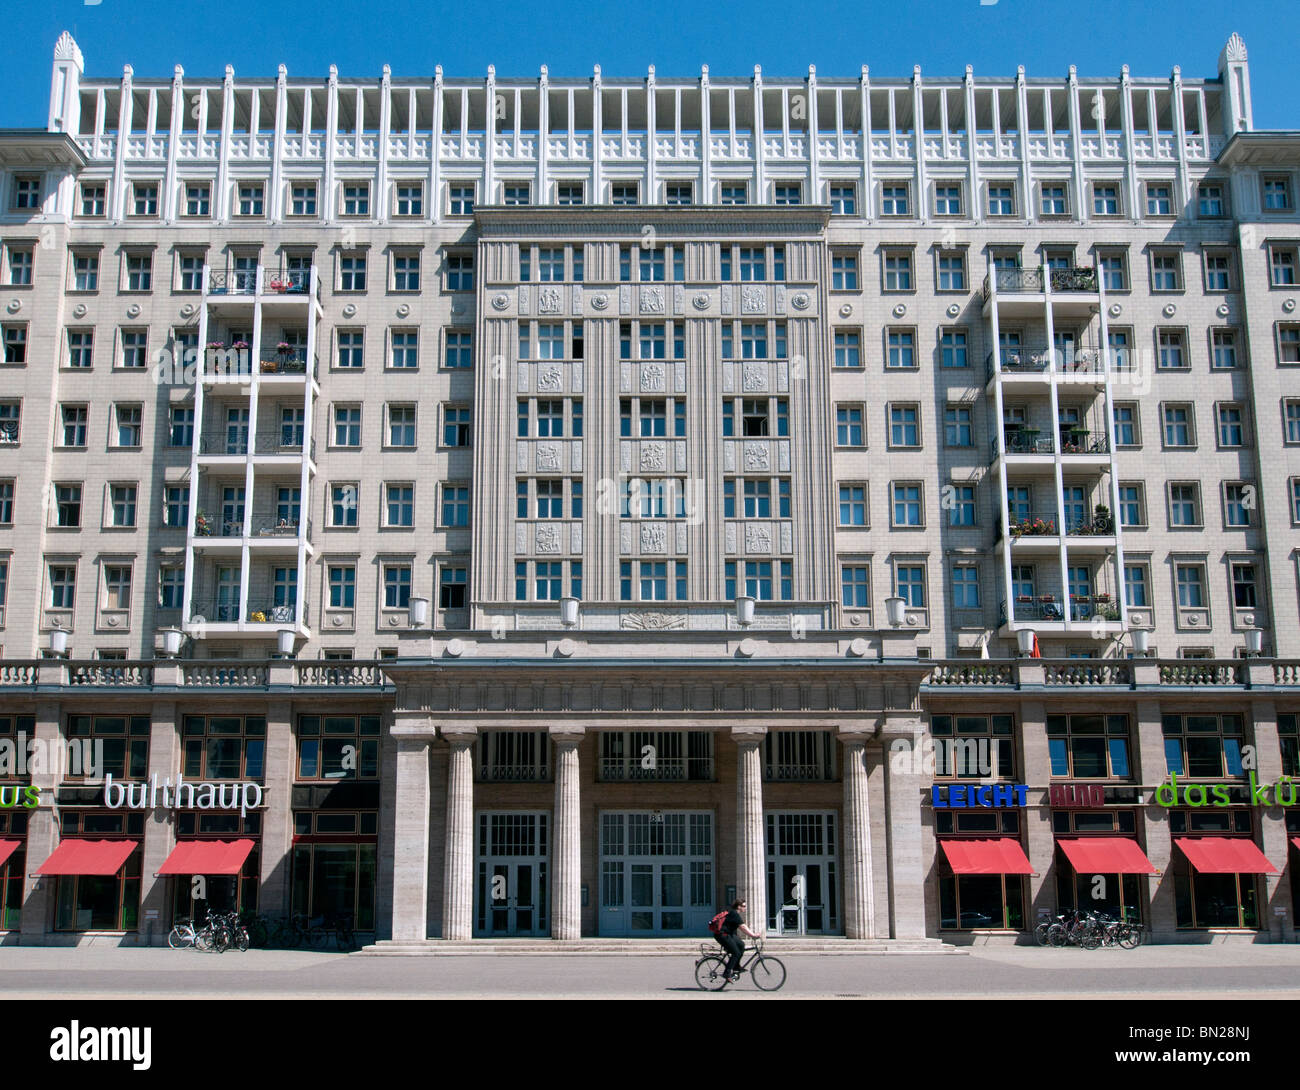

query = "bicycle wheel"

[
  {"left": 1046, "top": 923, "right": 1068, "bottom": 947},
  {"left": 1079, "top": 927, "right": 1103, "bottom": 950},
  {"left": 167, "top": 925, "right": 192, "bottom": 950},
  {"left": 280, "top": 922, "right": 302, "bottom": 949},
  {"left": 194, "top": 928, "right": 213, "bottom": 953},
  {"left": 308, "top": 926, "right": 329, "bottom": 950},
  {"left": 211, "top": 925, "right": 231, "bottom": 954},
  {"left": 248, "top": 917, "right": 270, "bottom": 948},
  {"left": 695, "top": 956, "right": 730, "bottom": 991},
  {"left": 750, "top": 955, "right": 786, "bottom": 991},
  {"left": 1033, "top": 922, "right": 1051, "bottom": 947},
  {"left": 234, "top": 927, "right": 250, "bottom": 952},
  {"left": 1117, "top": 924, "right": 1142, "bottom": 950}
]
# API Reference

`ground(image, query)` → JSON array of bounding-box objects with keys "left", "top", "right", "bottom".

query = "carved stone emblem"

[
  {"left": 591, "top": 293, "right": 609, "bottom": 310},
  {"left": 535, "top": 443, "right": 561, "bottom": 471},
  {"left": 621, "top": 612, "right": 687, "bottom": 630},
  {"left": 640, "top": 363, "right": 666, "bottom": 392},
  {"left": 744, "top": 524, "right": 772, "bottom": 553},
  {"left": 790, "top": 292, "right": 810, "bottom": 310},
  {"left": 640, "top": 524, "right": 667, "bottom": 553},
  {"left": 537, "top": 365, "right": 562, "bottom": 391},
  {"left": 538, "top": 287, "right": 562, "bottom": 314},
  {"left": 741, "top": 363, "right": 766, "bottom": 392},
  {"left": 491, "top": 293, "right": 509, "bottom": 311},
  {"left": 640, "top": 286, "right": 666, "bottom": 314},
  {"left": 743, "top": 442, "right": 770, "bottom": 471},
  {"left": 641, "top": 442, "right": 667, "bottom": 471},
  {"left": 693, "top": 293, "right": 710, "bottom": 311},
  {"left": 535, "top": 525, "right": 561, "bottom": 553},
  {"left": 741, "top": 286, "right": 765, "bottom": 313}
]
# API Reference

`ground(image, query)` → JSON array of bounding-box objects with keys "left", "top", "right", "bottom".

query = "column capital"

[
  {"left": 391, "top": 711, "right": 437, "bottom": 738},
  {"left": 837, "top": 725, "right": 878, "bottom": 746},
  {"left": 549, "top": 725, "right": 585, "bottom": 746},
  {"left": 878, "top": 711, "right": 924, "bottom": 741},
  {"left": 730, "top": 725, "right": 767, "bottom": 745},
  {"left": 440, "top": 725, "right": 478, "bottom": 747}
]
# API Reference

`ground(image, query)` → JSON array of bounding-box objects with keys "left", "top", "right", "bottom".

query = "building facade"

[{"left": 0, "top": 32, "right": 1297, "bottom": 944}]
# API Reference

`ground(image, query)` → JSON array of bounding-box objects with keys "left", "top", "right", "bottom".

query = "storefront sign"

[
  {"left": 931, "top": 784, "right": 1028, "bottom": 808},
  {"left": 103, "top": 773, "right": 263, "bottom": 817},
  {"left": 1050, "top": 784, "right": 1105, "bottom": 808},
  {"left": 0, "top": 785, "right": 41, "bottom": 809},
  {"left": 1154, "top": 772, "right": 1299, "bottom": 808}
]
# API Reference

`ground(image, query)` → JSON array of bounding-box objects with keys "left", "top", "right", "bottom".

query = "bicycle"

[
  {"left": 168, "top": 917, "right": 198, "bottom": 950},
  {"left": 695, "top": 937, "right": 786, "bottom": 991}
]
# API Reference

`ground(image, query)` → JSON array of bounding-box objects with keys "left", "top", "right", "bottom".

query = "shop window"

[
  {"left": 64, "top": 714, "right": 150, "bottom": 780},
  {"left": 1046, "top": 714, "right": 1131, "bottom": 779},
  {"left": 181, "top": 715, "right": 266, "bottom": 780},
  {"left": 930, "top": 714, "right": 1015, "bottom": 779},
  {"left": 1161, "top": 713, "right": 1245, "bottom": 779},
  {"left": 290, "top": 811, "right": 378, "bottom": 931},
  {"left": 296, "top": 715, "right": 380, "bottom": 780},
  {"left": 53, "top": 811, "right": 144, "bottom": 931}
]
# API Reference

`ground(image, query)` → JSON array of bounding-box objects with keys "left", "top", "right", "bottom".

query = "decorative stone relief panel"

[
  {"left": 619, "top": 523, "right": 633, "bottom": 553},
  {"left": 535, "top": 525, "right": 562, "bottom": 554},
  {"left": 674, "top": 361, "right": 686, "bottom": 394},
  {"left": 743, "top": 442, "right": 771, "bottom": 471},
  {"left": 741, "top": 285, "right": 765, "bottom": 314},
  {"left": 776, "top": 360, "right": 789, "bottom": 392},
  {"left": 515, "top": 524, "right": 527, "bottom": 554},
  {"left": 516, "top": 361, "right": 529, "bottom": 393},
  {"left": 537, "top": 365, "right": 562, "bottom": 392},
  {"left": 619, "top": 284, "right": 631, "bottom": 315},
  {"left": 673, "top": 442, "right": 687, "bottom": 473},
  {"left": 724, "top": 523, "right": 737, "bottom": 553},
  {"left": 673, "top": 285, "right": 685, "bottom": 314},
  {"left": 745, "top": 523, "right": 772, "bottom": 554},
  {"left": 720, "top": 284, "right": 732, "bottom": 315},
  {"left": 640, "top": 286, "right": 666, "bottom": 314},
  {"left": 723, "top": 443, "right": 736, "bottom": 473},
  {"left": 722, "top": 361, "right": 735, "bottom": 394},
  {"left": 640, "top": 363, "right": 666, "bottom": 392},
  {"left": 572, "top": 285, "right": 583, "bottom": 313},
  {"left": 641, "top": 442, "right": 667, "bottom": 472},
  {"left": 517, "top": 285, "right": 529, "bottom": 315},
  {"left": 674, "top": 523, "right": 688, "bottom": 553},
  {"left": 742, "top": 363, "right": 767, "bottom": 392},
  {"left": 571, "top": 440, "right": 583, "bottom": 473},
  {"left": 777, "top": 442, "right": 791, "bottom": 472},
  {"left": 780, "top": 523, "right": 793, "bottom": 553},
  {"left": 620, "top": 362, "right": 633, "bottom": 394},
  {"left": 516, "top": 443, "right": 529, "bottom": 472},
  {"left": 572, "top": 361, "right": 584, "bottom": 393},
  {"left": 640, "top": 523, "right": 667, "bottom": 553},
  {"left": 535, "top": 443, "right": 561, "bottom": 472},
  {"left": 621, "top": 612, "right": 687, "bottom": 631},
  {"left": 570, "top": 523, "right": 583, "bottom": 554},
  {"left": 538, "top": 286, "right": 562, "bottom": 314}
]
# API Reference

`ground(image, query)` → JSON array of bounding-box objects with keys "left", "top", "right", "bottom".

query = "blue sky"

[{"left": 3, "top": 0, "right": 1297, "bottom": 129}]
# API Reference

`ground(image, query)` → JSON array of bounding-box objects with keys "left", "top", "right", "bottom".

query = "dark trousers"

[{"left": 717, "top": 932, "right": 744, "bottom": 975}]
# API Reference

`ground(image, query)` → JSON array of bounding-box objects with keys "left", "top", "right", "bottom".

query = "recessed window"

[
  {"left": 891, "top": 483, "right": 923, "bottom": 527},
  {"left": 392, "top": 251, "right": 421, "bottom": 292},
  {"left": 1156, "top": 328, "right": 1187, "bottom": 370},
  {"left": 838, "top": 484, "right": 867, "bottom": 527},
  {"left": 1203, "top": 250, "right": 1233, "bottom": 291},
  {"left": 772, "top": 182, "right": 801, "bottom": 205},
  {"left": 834, "top": 329, "right": 862, "bottom": 368},
  {"left": 441, "top": 485, "right": 470, "bottom": 527},
  {"left": 885, "top": 329, "right": 916, "bottom": 370},
  {"left": 1092, "top": 183, "right": 1121, "bottom": 216},
  {"left": 328, "top": 565, "right": 356, "bottom": 608},
  {"left": 1145, "top": 182, "right": 1174, "bottom": 217},
  {"left": 840, "top": 564, "right": 870, "bottom": 609},
  {"left": 2, "top": 325, "right": 26, "bottom": 364},
  {"left": 384, "top": 484, "right": 415, "bottom": 528},
  {"left": 383, "top": 564, "right": 412, "bottom": 608},
  {"left": 894, "top": 562, "right": 926, "bottom": 606},
  {"left": 336, "top": 329, "right": 364, "bottom": 369},
  {"left": 718, "top": 183, "right": 746, "bottom": 205},
  {"left": 131, "top": 182, "right": 159, "bottom": 217},
  {"left": 1269, "top": 244, "right": 1297, "bottom": 287},
  {"left": 182, "top": 182, "right": 210, "bottom": 217},
  {"left": 289, "top": 182, "right": 317, "bottom": 216},
  {"left": 119, "top": 329, "right": 147, "bottom": 369},
  {"left": 53, "top": 483, "right": 81, "bottom": 527},
  {"left": 342, "top": 182, "right": 370, "bottom": 216},
  {"left": 1162, "top": 404, "right": 1194, "bottom": 448},
  {"left": 236, "top": 182, "right": 265, "bottom": 217},
  {"left": 1117, "top": 482, "right": 1145, "bottom": 528},
  {"left": 1223, "top": 482, "right": 1253, "bottom": 528},
  {"left": 1150, "top": 250, "right": 1182, "bottom": 292},
  {"left": 330, "top": 483, "right": 359, "bottom": 527},
  {"left": 835, "top": 404, "right": 864, "bottom": 447},
  {"left": 1263, "top": 175, "right": 1292, "bottom": 212},
  {"left": 936, "top": 250, "right": 966, "bottom": 291},
  {"left": 944, "top": 405, "right": 973, "bottom": 447},
  {"left": 1040, "top": 184, "right": 1068, "bottom": 217},
  {"left": 1216, "top": 403, "right": 1246, "bottom": 448},
  {"left": 883, "top": 249, "right": 913, "bottom": 292},
  {"left": 439, "top": 565, "right": 468, "bottom": 609},
  {"left": 339, "top": 251, "right": 367, "bottom": 292},
  {"left": 555, "top": 181, "right": 583, "bottom": 205},
  {"left": 502, "top": 183, "right": 531, "bottom": 206},
  {"left": 610, "top": 182, "right": 639, "bottom": 206},
  {"left": 390, "top": 329, "right": 418, "bottom": 369},
  {"left": 444, "top": 329, "right": 472, "bottom": 369},
  {"left": 831, "top": 251, "right": 859, "bottom": 291},
  {"left": 442, "top": 405, "right": 472, "bottom": 447},
  {"left": 108, "top": 484, "right": 137, "bottom": 528},
  {"left": 333, "top": 405, "right": 361, "bottom": 448},
  {"left": 66, "top": 329, "right": 93, "bottom": 369},
  {"left": 387, "top": 405, "right": 416, "bottom": 447},
  {"left": 880, "top": 184, "right": 909, "bottom": 216},
  {"left": 124, "top": 252, "right": 152, "bottom": 292},
  {"left": 1197, "top": 183, "right": 1226, "bottom": 218},
  {"left": 79, "top": 183, "right": 106, "bottom": 217},
  {"left": 1284, "top": 399, "right": 1300, "bottom": 445},
  {"left": 947, "top": 485, "right": 976, "bottom": 527},
  {"left": 829, "top": 184, "right": 856, "bottom": 215},
  {"left": 71, "top": 250, "right": 99, "bottom": 291},
  {"left": 445, "top": 253, "right": 474, "bottom": 292},
  {"left": 448, "top": 184, "right": 475, "bottom": 216},
  {"left": 664, "top": 181, "right": 693, "bottom": 205},
  {"left": 395, "top": 183, "right": 423, "bottom": 216},
  {"left": 59, "top": 404, "right": 87, "bottom": 448},
  {"left": 940, "top": 328, "right": 968, "bottom": 368},
  {"left": 1112, "top": 403, "right": 1139, "bottom": 447},
  {"left": 987, "top": 182, "right": 1015, "bottom": 217},
  {"left": 1097, "top": 249, "right": 1128, "bottom": 291},
  {"left": 934, "top": 184, "right": 963, "bottom": 216},
  {"left": 1167, "top": 482, "right": 1202, "bottom": 528},
  {"left": 1278, "top": 324, "right": 1300, "bottom": 365}
]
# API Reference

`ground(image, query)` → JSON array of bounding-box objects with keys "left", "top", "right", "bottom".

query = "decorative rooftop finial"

[
  {"left": 54, "top": 31, "right": 84, "bottom": 70},
  {"left": 965, "top": 64, "right": 973, "bottom": 79},
  {"left": 1222, "top": 32, "right": 1247, "bottom": 63},
  {"left": 435, "top": 64, "right": 443, "bottom": 81},
  {"left": 1121, "top": 64, "right": 1130, "bottom": 78},
  {"left": 701, "top": 64, "right": 709, "bottom": 79},
  {"left": 278, "top": 64, "right": 287, "bottom": 80},
  {"left": 648, "top": 64, "right": 655, "bottom": 81},
  {"left": 593, "top": 64, "right": 601, "bottom": 79},
  {"left": 174, "top": 64, "right": 184, "bottom": 80},
  {"left": 123, "top": 64, "right": 133, "bottom": 80},
  {"left": 1171, "top": 64, "right": 1180, "bottom": 79},
  {"left": 328, "top": 64, "right": 338, "bottom": 84},
  {"left": 224, "top": 64, "right": 234, "bottom": 81},
  {"left": 381, "top": 64, "right": 391, "bottom": 81},
  {"left": 540, "top": 64, "right": 548, "bottom": 79},
  {"left": 487, "top": 64, "right": 496, "bottom": 80},
  {"left": 808, "top": 64, "right": 816, "bottom": 78},
  {"left": 913, "top": 64, "right": 921, "bottom": 79}
]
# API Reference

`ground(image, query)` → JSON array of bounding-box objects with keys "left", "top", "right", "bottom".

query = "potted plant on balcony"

[
  {"left": 1091, "top": 505, "right": 1113, "bottom": 533},
  {"left": 267, "top": 277, "right": 288, "bottom": 293},
  {"left": 194, "top": 512, "right": 212, "bottom": 537},
  {"left": 249, "top": 610, "right": 266, "bottom": 623}
]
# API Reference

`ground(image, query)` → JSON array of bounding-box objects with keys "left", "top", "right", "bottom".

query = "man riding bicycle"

[{"left": 714, "top": 898, "right": 761, "bottom": 983}]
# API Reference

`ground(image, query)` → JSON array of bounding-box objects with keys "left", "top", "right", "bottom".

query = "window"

[
  {"left": 1112, "top": 403, "right": 1138, "bottom": 447},
  {"left": 1204, "top": 251, "right": 1233, "bottom": 291},
  {"left": 439, "top": 565, "right": 468, "bottom": 609},
  {"left": 1224, "top": 483, "right": 1253, "bottom": 528},
  {"left": 1098, "top": 250, "right": 1128, "bottom": 291},
  {"left": 179, "top": 182, "right": 209, "bottom": 217},
  {"left": 664, "top": 181, "right": 693, "bottom": 205},
  {"left": 719, "top": 182, "right": 746, "bottom": 205},
  {"left": 952, "top": 565, "right": 980, "bottom": 609},
  {"left": 383, "top": 564, "right": 412, "bottom": 609},
  {"left": 113, "top": 404, "right": 142, "bottom": 448},
  {"left": 895, "top": 563, "right": 926, "bottom": 607},
  {"left": 886, "top": 329, "right": 916, "bottom": 370},
  {"left": 880, "top": 184, "right": 909, "bottom": 215},
  {"left": 772, "top": 183, "right": 801, "bottom": 205},
  {"left": 939, "top": 328, "right": 968, "bottom": 369},
  {"left": 1292, "top": 479, "right": 1300, "bottom": 524},
  {"left": 337, "top": 329, "right": 364, "bottom": 369},
  {"left": 1228, "top": 563, "right": 1257, "bottom": 610},
  {"left": 289, "top": 182, "right": 317, "bottom": 216},
  {"left": 1123, "top": 563, "right": 1149, "bottom": 609},
  {"left": 836, "top": 405, "right": 864, "bottom": 447},
  {"left": 132, "top": 182, "right": 159, "bottom": 216},
  {"left": 1270, "top": 245, "right": 1297, "bottom": 287},
  {"left": 1211, "top": 329, "right": 1240, "bottom": 369},
  {"left": 1285, "top": 399, "right": 1300, "bottom": 445},
  {"left": 609, "top": 181, "right": 639, "bottom": 206},
  {"left": 70, "top": 250, "right": 99, "bottom": 292},
  {"left": 883, "top": 249, "right": 913, "bottom": 291},
  {"left": 329, "top": 484, "right": 359, "bottom": 528},
  {"left": 1157, "top": 329, "right": 1186, "bottom": 370},
  {"left": 1040, "top": 184, "right": 1068, "bottom": 217},
  {"left": 60, "top": 404, "right": 87, "bottom": 448},
  {"left": 829, "top": 184, "right": 856, "bottom": 215},
  {"left": 1117, "top": 483, "right": 1145, "bottom": 528},
  {"left": 890, "top": 404, "right": 920, "bottom": 447},
  {"left": 0, "top": 480, "right": 11, "bottom": 524},
  {"left": 392, "top": 251, "right": 420, "bottom": 292},
  {"left": 948, "top": 485, "right": 977, "bottom": 527},
  {"left": 324, "top": 564, "right": 355, "bottom": 609},
  {"left": 443, "top": 405, "right": 471, "bottom": 447},
  {"left": 385, "top": 484, "right": 414, "bottom": 527},
  {"left": 1150, "top": 251, "right": 1182, "bottom": 291},
  {"left": 441, "top": 485, "right": 470, "bottom": 527},
  {"left": 101, "top": 565, "right": 132, "bottom": 611},
  {"left": 554, "top": 182, "right": 583, "bottom": 205},
  {"left": 176, "top": 251, "right": 203, "bottom": 292},
  {"left": 80, "top": 182, "right": 106, "bottom": 217},
  {"left": 395, "top": 183, "right": 423, "bottom": 216},
  {"left": 1198, "top": 183, "right": 1225, "bottom": 218},
  {"left": 987, "top": 183, "right": 1015, "bottom": 216},
  {"left": 944, "top": 405, "right": 973, "bottom": 447},
  {"left": 236, "top": 182, "right": 265, "bottom": 216},
  {"left": 2, "top": 325, "right": 25, "bottom": 364},
  {"left": 1279, "top": 324, "right": 1300, "bottom": 365},
  {"left": 1217, "top": 404, "right": 1246, "bottom": 448},
  {"left": 48, "top": 563, "right": 76, "bottom": 608},
  {"left": 1092, "top": 183, "right": 1120, "bottom": 216},
  {"left": 0, "top": 401, "right": 18, "bottom": 445},
  {"left": 163, "top": 485, "right": 188, "bottom": 529},
  {"left": 1168, "top": 483, "right": 1201, "bottom": 528},
  {"left": 446, "top": 253, "right": 473, "bottom": 291},
  {"left": 333, "top": 405, "right": 361, "bottom": 447},
  {"left": 934, "top": 184, "right": 962, "bottom": 216},
  {"left": 387, "top": 405, "right": 416, "bottom": 448},
  {"left": 124, "top": 252, "right": 152, "bottom": 292},
  {"left": 936, "top": 250, "right": 966, "bottom": 291},
  {"left": 1047, "top": 713, "right": 1131, "bottom": 779},
  {"left": 1263, "top": 175, "right": 1292, "bottom": 212},
  {"left": 892, "top": 483, "right": 923, "bottom": 527},
  {"left": 168, "top": 405, "right": 193, "bottom": 448},
  {"left": 156, "top": 565, "right": 184, "bottom": 610},
  {"left": 6, "top": 246, "right": 32, "bottom": 287},
  {"left": 448, "top": 184, "right": 475, "bottom": 216},
  {"left": 390, "top": 330, "right": 418, "bottom": 369},
  {"left": 1162, "top": 713, "right": 1244, "bottom": 779},
  {"left": 119, "top": 329, "right": 147, "bottom": 369},
  {"left": 338, "top": 251, "right": 367, "bottom": 292},
  {"left": 443, "top": 329, "right": 473, "bottom": 370},
  {"left": 838, "top": 484, "right": 867, "bottom": 527},
  {"left": 54, "top": 484, "right": 81, "bottom": 527},
  {"left": 502, "top": 183, "right": 530, "bottom": 205},
  {"left": 1145, "top": 182, "right": 1173, "bottom": 217},
  {"left": 109, "top": 484, "right": 137, "bottom": 528},
  {"left": 342, "top": 182, "right": 370, "bottom": 216},
  {"left": 834, "top": 329, "right": 861, "bottom": 368}
]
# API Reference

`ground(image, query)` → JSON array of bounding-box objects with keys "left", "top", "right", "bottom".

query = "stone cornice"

[{"left": 474, "top": 204, "right": 832, "bottom": 238}]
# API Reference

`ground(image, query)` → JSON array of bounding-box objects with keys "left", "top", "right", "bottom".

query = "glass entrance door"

[
  {"left": 765, "top": 812, "right": 839, "bottom": 935},
  {"left": 599, "top": 811, "right": 713, "bottom": 936},
  {"left": 474, "top": 812, "right": 548, "bottom": 937}
]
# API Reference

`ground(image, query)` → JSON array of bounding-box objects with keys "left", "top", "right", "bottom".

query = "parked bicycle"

[
  {"left": 1042, "top": 908, "right": 1144, "bottom": 950},
  {"left": 695, "top": 937, "right": 786, "bottom": 991}
]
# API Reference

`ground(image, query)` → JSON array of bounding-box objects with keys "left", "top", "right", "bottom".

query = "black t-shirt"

[{"left": 721, "top": 909, "right": 743, "bottom": 936}]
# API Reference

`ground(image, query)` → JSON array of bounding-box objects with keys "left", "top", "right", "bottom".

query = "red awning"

[
  {"left": 36, "top": 839, "right": 138, "bottom": 876},
  {"left": 1175, "top": 837, "right": 1278, "bottom": 875},
  {"left": 0, "top": 839, "right": 21, "bottom": 868},
  {"left": 939, "top": 838, "right": 1034, "bottom": 875},
  {"left": 1291, "top": 837, "right": 1300, "bottom": 854},
  {"left": 1057, "top": 837, "right": 1159, "bottom": 875},
  {"left": 156, "top": 839, "right": 255, "bottom": 876}
]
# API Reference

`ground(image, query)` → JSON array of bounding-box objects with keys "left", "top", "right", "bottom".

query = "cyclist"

[{"left": 716, "top": 898, "right": 761, "bottom": 982}]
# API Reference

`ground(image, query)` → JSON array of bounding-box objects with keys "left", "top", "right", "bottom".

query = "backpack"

[{"left": 708, "top": 910, "right": 729, "bottom": 935}]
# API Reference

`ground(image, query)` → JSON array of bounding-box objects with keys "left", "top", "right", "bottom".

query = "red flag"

[{"left": 1031, "top": 633, "right": 1042, "bottom": 659}]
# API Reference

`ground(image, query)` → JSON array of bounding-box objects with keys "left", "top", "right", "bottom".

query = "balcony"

[
  {"left": 598, "top": 758, "right": 714, "bottom": 782},
  {"left": 993, "top": 431, "right": 1055, "bottom": 457},
  {"left": 189, "top": 599, "right": 298, "bottom": 625},
  {"left": 0, "top": 421, "right": 17, "bottom": 445},
  {"left": 478, "top": 763, "right": 551, "bottom": 782},
  {"left": 208, "top": 270, "right": 256, "bottom": 296},
  {"left": 985, "top": 347, "right": 1105, "bottom": 383},
  {"left": 982, "top": 265, "right": 1100, "bottom": 319}
]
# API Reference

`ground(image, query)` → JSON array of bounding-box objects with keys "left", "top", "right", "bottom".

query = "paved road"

[{"left": 6, "top": 944, "right": 1300, "bottom": 999}]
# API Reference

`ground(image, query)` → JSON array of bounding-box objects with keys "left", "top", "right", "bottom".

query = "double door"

[
  {"left": 474, "top": 812, "right": 548, "bottom": 937},
  {"left": 766, "top": 812, "right": 839, "bottom": 935}
]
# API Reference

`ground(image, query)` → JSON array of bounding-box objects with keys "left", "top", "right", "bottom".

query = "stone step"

[{"left": 357, "top": 938, "right": 965, "bottom": 956}]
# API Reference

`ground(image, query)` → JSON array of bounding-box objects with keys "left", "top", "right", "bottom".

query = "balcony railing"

[
  {"left": 1159, "top": 662, "right": 1243, "bottom": 686},
  {"left": 208, "top": 270, "right": 256, "bottom": 295},
  {"left": 993, "top": 432, "right": 1055, "bottom": 456},
  {"left": 189, "top": 599, "right": 298, "bottom": 624},
  {"left": 69, "top": 662, "right": 154, "bottom": 687},
  {"left": 295, "top": 661, "right": 388, "bottom": 688},
  {"left": 0, "top": 421, "right": 18, "bottom": 445},
  {"left": 479, "top": 763, "right": 552, "bottom": 782},
  {"left": 1000, "top": 597, "right": 1066, "bottom": 623},
  {"left": 1061, "top": 433, "right": 1109, "bottom": 455},
  {"left": 599, "top": 758, "right": 714, "bottom": 782},
  {"left": 263, "top": 271, "right": 311, "bottom": 294},
  {"left": 1003, "top": 512, "right": 1058, "bottom": 537},
  {"left": 982, "top": 265, "right": 1098, "bottom": 300},
  {"left": 762, "top": 763, "right": 834, "bottom": 782},
  {"left": 927, "top": 663, "right": 1016, "bottom": 686},
  {"left": 985, "top": 347, "right": 1104, "bottom": 381},
  {"left": 180, "top": 662, "right": 269, "bottom": 687},
  {"left": 1050, "top": 267, "right": 1099, "bottom": 293}
]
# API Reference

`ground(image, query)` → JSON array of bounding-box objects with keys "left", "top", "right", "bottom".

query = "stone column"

[
  {"left": 390, "top": 716, "right": 433, "bottom": 942},
  {"left": 441, "top": 726, "right": 476, "bottom": 941},
  {"left": 838, "top": 729, "right": 874, "bottom": 938},
  {"left": 732, "top": 726, "right": 767, "bottom": 932},
  {"left": 20, "top": 700, "right": 62, "bottom": 942},
  {"left": 1250, "top": 699, "right": 1292, "bottom": 940},
  {"left": 139, "top": 699, "right": 179, "bottom": 945},
  {"left": 551, "top": 727, "right": 584, "bottom": 940},
  {"left": 257, "top": 696, "right": 294, "bottom": 918},
  {"left": 1132, "top": 695, "right": 1175, "bottom": 939},
  {"left": 1019, "top": 698, "right": 1056, "bottom": 927},
  {"left": 881, "top": 713, "right": 927, "bottom": 939}
]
